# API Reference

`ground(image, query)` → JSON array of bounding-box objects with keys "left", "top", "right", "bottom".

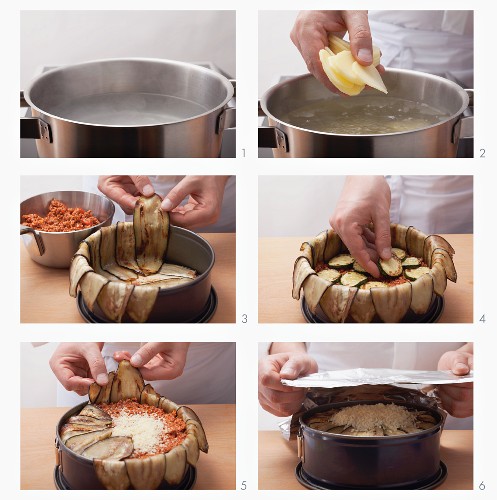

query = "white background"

[{"left": 8, "top": 0, "right": 492, "bottom": 497}]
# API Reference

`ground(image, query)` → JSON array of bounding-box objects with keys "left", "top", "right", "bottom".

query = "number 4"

[{"left": 479, "top": 314, "right": 486, "bottom": 323}]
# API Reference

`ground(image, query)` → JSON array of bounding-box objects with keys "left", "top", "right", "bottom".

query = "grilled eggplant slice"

[
  {"left": 340, "top": 271, "right": 368, "bottom": 287},
  {"left": 323, "top": 230, "right": 344, "bottom": 263},
  {"left": 328, "top": 254, "right": 354, "bottom": 269},
  {"left": 69, "top": 255, "right": 93, "bottom": 297},
  {"left": 371, "top": 282, "right": 412, "bottom": 323},
  {"left": 91, "top": 371, "right": 116, "bottom": 405},
  {"left": 186, "top": 420, "right": 209, "bottom": 453},
  {"left": 110, "top": 360, "right": 144, "bottom": 402},
  {"left": 177, "top": 406, "right": 202, "bottom": 424},
  {"left": 378, "top": 256, "right": 402, "bottom": 277},
  {"left": 158, "top": 263, "right": 197, "bottom": 279},
  {"left": 79, "top": 272, "right": 109, "bottom": 311},
  {"left": 65, "top": 428, "right": 113, "bottom": 454},
  {"left": 94, "top": 460, "right": 130, "bottom": 490},
  {"left": 140, "top": 384, "right": 160, "bottom": 407},
  {"left": 349, "top": 289, "right": 376, "bottom": 323},
  {"left": 361, "top": 281, "right": 388, "bottom": 290},
  {"left": 164, "top": 446, "right": 187, "bottom": 485},
  {"left": 79, "top": 404, "right": 112, "bottom": 423},
  {"left": 292, "top": 256, "right": 316, "bottom": 300},
  {"left": 431, "top": 262, "right": 447, "bottom": 296},
  {"left": 126, "top": 285, "right": 159, "bottom": 323},
  {"left": 99, "top": 225, "right": 139, "bottom": 281},
  {"left": 115, "top": 221, "right": 142, "bottom": 273},
  {"left": 159, "top": 397, "right": 180, "bottom": 414},
  {"left": 67, "top": 415, "right": 110, "bottom": 426},
  {"left": 302, "top": 275, "right": 332, "bottom": 314},
  {"left": 126, "top": 455, "right": 166, "bottom": 490},
  {"left": 405, "top": 267, "right": 430, "bottom": 281},
  {"left": 319, "top": 284, "right": 357, "bottom": 323},
  {"left": 134, "top": 194, "right": 169, "bottom": 275},
  {"left": 410, "top": 273, "right": 434, "bottom": 315},
  {"left": 431, "top": 248, "right": 457, "bottom": 282},
  {"left": 82, "top": 436, "right": 134, "bottom": 461},
  {"left": 181, "top": 434, "right": 200, "bottom": 466},
  {"left": 97, "top": 281, "right": 134, "bottom": 323}
]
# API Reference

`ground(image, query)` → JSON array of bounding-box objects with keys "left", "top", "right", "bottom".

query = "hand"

[
  {"left": 98, "top": 175, "right": 155, "bottom": 214},
  {"left": 437, "top": 346, "right": 473, "bottom": 418},
  {"left": 291, "top": 10, "right": 377, "bottom": 94},
  {"left": 114, "top": 343, "right": 190, "bottom": 381},
  {"left": 161, "top": 176, "right": 229, "bottom": 229},
  {"left": 49, "top": 343, "right": 107, "bottom": 396},
  {"left": 330, "top": 176, "right": 391, "bottom": 278},
  {"left": 258, "top": 353, "right": 318, "bottom": 417}
]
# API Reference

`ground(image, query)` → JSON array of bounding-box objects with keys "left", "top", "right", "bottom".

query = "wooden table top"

[
  {"left": 21, "top": 404, "right": 235, "bottom": 490},
  {"left": 258, "top": 430, "right": 473, "bottom": 490},
  {"left": 20, "top": 233, "right": 236, "bottom": 323},
  {"left": 259, "top": 234, "right": 473, "bottom": 323}
]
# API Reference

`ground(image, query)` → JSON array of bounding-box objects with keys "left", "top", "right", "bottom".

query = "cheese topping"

[
  {"left": 331, "top": 403, "right": 416, "bottom": 431},
  {"left": 112, "top": 413, "right": 165, "bottom": 455}
]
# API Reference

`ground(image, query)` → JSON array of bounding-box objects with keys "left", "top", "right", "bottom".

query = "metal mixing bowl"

[{"left": 20, "top": 191, "right": 115, "bottom": 268}]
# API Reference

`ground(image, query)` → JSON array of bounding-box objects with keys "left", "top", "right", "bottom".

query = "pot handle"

[
  {"left": 297, "top": 429, "right": 305, "bottom": 462},
  {"left": 259, "top": 126, "right": 289, "bottom": 152},
  {"left": 459, "top": 88, "right": 473, "bottom": 139},
  {"left": 452, "top": 89, "right": 474, "bottom": 142},
  {"left": 216, "top": 106, "right": 236, "bottom": 133},
  {"left": 20, "top": 227, "right": 45, "bottom": 256},
  {"left": 20, "top": 91, "right": 53, "bottom": 142}
]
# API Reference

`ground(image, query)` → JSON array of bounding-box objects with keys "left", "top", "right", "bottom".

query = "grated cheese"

[
  {"left": 112, "top": 412, "right": 165, "bottom": 455},
  {"left": 331, "top": 403, "right": 416, "bottom": 431}
]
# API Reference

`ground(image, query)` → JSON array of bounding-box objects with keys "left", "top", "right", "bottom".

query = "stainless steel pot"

[
  {"left": 298, "top": 401, "right": 446, "bottom": 489},
  {"left": 90, "top": 224, "right": 215, "bottom": 323},
  {"left": 20, "top": 191, "right": 115, "bottom": 268},
  {"left": 21, "top": 58, "right": 236, "bottom": 158},
  {"left": 259, "top": 69, "right": 473, "bottom": 158}
]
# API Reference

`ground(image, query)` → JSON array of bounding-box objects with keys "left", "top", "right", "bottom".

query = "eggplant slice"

[
  {"left": 115, "top": 221, "right": 142, "bottom": 273},
  {"left": 94, "top": 460, "right": 130, "bottom": 490},
  {"left": 99, "top": 225, "right": 139, "bottom": 281},
  {"left": 65, "top": 428, "right": 113, "bottom": 454},
  {"left": 126, "top": 455, "right": 166, "bottom": 490},
  {"left": 134, "top": 194, "right": 169, "bottom": 275},
  {"left": 110, "top": 360, "right": 145, "bottom": 402},
  {"left": 164, "top": 446, "right": 187, "bottom": 486},
  {"left": 126, "top": 285, "right": 159, "bottom": 323},
  {"left": 82, "top": 436, "right": 134, "bottom": 460}
]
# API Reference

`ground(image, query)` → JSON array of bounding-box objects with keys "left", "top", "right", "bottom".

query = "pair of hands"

[
  {"left": 49, "top": 342, "right": 190, "bottom": 396},
  {"left": 98, "top": 175, "right": 229, "bottom": 229},
  {"left": 291, "top": 10, "right": 383, "bottom": 95},
  {"left": 259, "top": 345, "right": 473, "bottom": 418}
]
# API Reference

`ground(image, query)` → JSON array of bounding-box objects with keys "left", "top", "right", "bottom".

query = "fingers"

[
  {"left": 437, "top": 383, "right": 473, "bottom": 418},
  {"left": 130, "top": 176, "right": 154, "bottom": 197},
  {"left": 130, "top": 343, "right": 163, "bottom": 367},
  {"left": 371, "top": 211, "right": 392, "bottom": 261},
  {"left": 279, "top": 354, "right": 319, "bottom": 380},
  {"left": 162, "top": 178, "right": 192, "bottom": 211},
  {"left": 82, "top": 344, "right": 108, "bottom": 386},
  {"left": 169, "top": 205, "right": 219, "bottom": 229},
  {"left": 66, "top": 375, "right": 96, "bottom": 396},
  {"left": 438, "top": 351, "right": 473, "bottom": 374},
  {"left": 113, "top": 351, "right": 132, "bottom": 362},
  {"left": 342, "top": 10, "right": 373, "bottom": 65}
]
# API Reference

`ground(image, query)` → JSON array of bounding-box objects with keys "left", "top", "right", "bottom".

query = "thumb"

[
  {"left": 130, "top": 175, "right": 154, "bottom": 197},
  {"left": 343, "top": 10, "right": 373, "bottom": 65},
  {"left": 130, "top": 343, "right": 163, "bottom": 367},
  {"left": 439, "top": 351, "right": 472, "bottom": 375},
  {"left": 161, "top": 178, "right": 192, "bottom": 211},
  {"left": 280, "top": 355, "right": 316, "bottom": 380},
  {"left": 83, "top": 345, "right": 108, "bottom": 386}
]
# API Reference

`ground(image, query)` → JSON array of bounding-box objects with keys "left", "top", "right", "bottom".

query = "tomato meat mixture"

[
  {"left": 97, "top": 399, "right": 187, "bottom": 458},
  {"left": 22, "top": 199, "right": 100, "bottom": 232}
]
